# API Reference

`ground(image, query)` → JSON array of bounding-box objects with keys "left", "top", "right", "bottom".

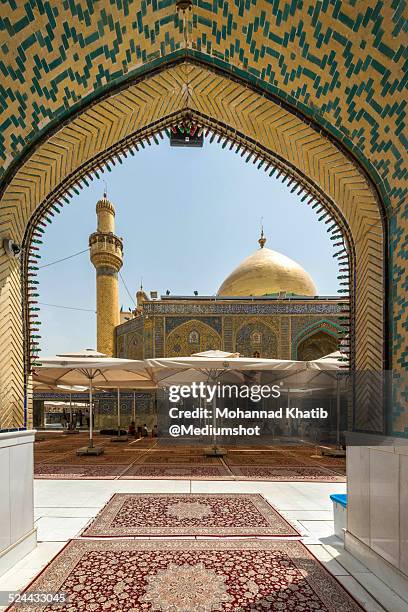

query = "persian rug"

[
  {"left": 225, "top": 452, "right": 303, "bottom": 466},
  {"left": 34, "top": 445, "right": 77, "bottom": 454},
  {"left": 81, "top": 493, "right": 299, "bottom": 537},
  {"left": 34, "top": 452, "right": 72, "bottom": 465},
  {"left": 34, "top": 464, "right": 127, "bottom": 480},
  {"left": 231, "top": 466, "right": 347, "bottom": 482},
  {"left": 324, "top": 465, "right": 347, "bottom": 476},
  {"left": 56, "top": 451, "right": 137, "bottom": 464},
  {"left": 138, "top": 453, "right": 223, "bottom": 464},
  {"left": 9, "top": 539, "right": 363, "bottom": 611},
  {"left": 286, "top": 448, "right": 346, "bottom": 464},
  {"left": 128, "top": 438, "right": 158, "bottom": 448},
  {"left": 120, "top": 463, "right": 231, "bottom": 480},
  {"left": 307, "top": 456, "right": 347, "bottom": 467}
]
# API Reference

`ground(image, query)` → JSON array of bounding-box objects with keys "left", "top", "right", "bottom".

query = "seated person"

[
  {"left": 142, "top": 423, "right": 149, "bottom": 437},
  {"left": 128, "top": 421, "right": 136, "bottom": 436}
]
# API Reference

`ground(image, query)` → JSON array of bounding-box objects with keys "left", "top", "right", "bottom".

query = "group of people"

[
  {"left": 60, "top": 408, "right": 91, "bottom": 430},
  {"left": 60, "top": 408, "right": 158, "bottom": 437},
  {"left": 128, "top": 422, "right": 158, "bottom": 438}
]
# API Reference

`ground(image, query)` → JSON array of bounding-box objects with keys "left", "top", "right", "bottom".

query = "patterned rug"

[
  {"left": 34, "top": 464, "right": 128, "bottom": 480},
  {"left": 329, "top": 466, "right": 347, "bottom": 476},
  {"left": 34, "top": 452, "right": 72, "bottom": 465},
  {"left": 54, "top": 451, "right": 140, "bottom": 464},
  {"left": 225, "top": 453, "right": 304, "bottom": 466},
  {"left": 138, "top": 453, "right": 223, "bottom": 464},
  {"left": 10, "top": 539, "right": 363, "bottom": 611},
  {"left": 81, "top": 493, "right": 299, "bottom": 537},
  {"left": 307, "top": 456, "right": 347, "bottom": 467},
  {"left": 231, "top": 466, "right": 347, "bottom": 481},
  {"left": 285, "top": 449, "right": 346, "bottom": 466},
  {"left": 120, "top": 463, "right": 232, "bottom": 480}
]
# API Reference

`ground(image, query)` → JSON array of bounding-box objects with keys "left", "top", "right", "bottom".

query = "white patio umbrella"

[
  {"left": 312, "top": 351, "right": 349, "bottom": 451},
  {"left": 269, "top": 351, "right": 347, "bottom": 450},
  {"left": 127, "top": 350, "right": 347, "bottom": 454},
  {"left": 311, "top": 351, "right": 348, "bottom": 369},
  {"left": 129, "top": 350, "right": 310, "bottom": 455},
  {"left": 33, "top": 380, "right": 88, "bottom": 431},
  {"left": 144, "top": 350, "right": 304, "bottom": 378},
  {"left": 56, "top": 349, "right": 107, "bottom": 358},
  {"left": 33, "top": 351, "right": 154, "bottom": 455}
]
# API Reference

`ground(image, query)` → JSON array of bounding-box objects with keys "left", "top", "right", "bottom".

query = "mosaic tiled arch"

[
  {"left": 165, "top": 319, "right": 222, "bottom": 357},
  {"left": 297, "top": 331, "right": 338, "bottom": 361},
  {"left": 0, "top": 62, "right": 387, "bottom": 430},
  {"left": 0, "top": 1, "right": 405, "bottom": 432},
  {"left": 292, "top": 319, "right": 341, "bottom": 360},
  {"left": 234, "top": 319, "right": 279, "bottom": 359}
]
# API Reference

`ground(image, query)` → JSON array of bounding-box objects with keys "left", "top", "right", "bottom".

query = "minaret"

[{"left": 89, "top": 193, "right": 123, "bottom": 356}]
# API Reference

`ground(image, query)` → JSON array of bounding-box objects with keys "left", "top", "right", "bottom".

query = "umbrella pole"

[
  {"left": 117, "top": 387, "right": 121, "bottom": 436},
  {"left": 204, "top": 373, "right": 226, "bottom": 457},
  {"left": 89, "top": 379, "right": 93, "bottom": 449},
  {"left": 287, "top": 388, "right": 291, "bottom": 440},
  {"left": 69, "top": 392, "right": 72, "bottom": 430},
  {"left": 132, "top": 391, "right": 136, "bottom": 423},
  {"left": 212, "top": 392, "right": 217, "bottom": 451}
]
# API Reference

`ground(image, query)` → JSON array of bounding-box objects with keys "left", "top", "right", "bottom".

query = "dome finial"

[
  {"left": 258, "top": 218, "right": 266, "bottom": 248},
  {"left": 103, "top": 180, "right": 108, "bottom": 199}
]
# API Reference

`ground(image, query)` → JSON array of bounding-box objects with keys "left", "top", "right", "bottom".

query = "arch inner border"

[{"left": 0, "top": 60, "right": 388, "bottom": 432}]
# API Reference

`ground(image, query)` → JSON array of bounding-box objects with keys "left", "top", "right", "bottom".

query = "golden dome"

[{"left": 217, "top": 232, "right": 317, "bottom": 297}]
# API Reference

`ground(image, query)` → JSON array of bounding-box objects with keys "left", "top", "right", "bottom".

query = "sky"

[{"left": 37, "top": 137, "right": 340, "bottom": 356}]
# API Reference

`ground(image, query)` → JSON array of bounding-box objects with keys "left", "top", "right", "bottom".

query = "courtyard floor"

[
  {"left": 0, "top": 433, "right": 405, "bottom": 611},
  {"left": 33, "top": 431, "right": 347, "bottom": 482}
]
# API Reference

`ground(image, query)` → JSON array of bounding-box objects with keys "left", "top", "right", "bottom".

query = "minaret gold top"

[
  {"left": 96, "top": 193, "right": 116, "bottom": 233},
  {"left": 258, "top": 227, "right": 266, "bottom": 249}
]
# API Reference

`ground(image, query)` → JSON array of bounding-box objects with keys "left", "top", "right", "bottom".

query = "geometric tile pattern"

[
  {"left": 0, "top": 62, "right": 388, "bottom": 430},
  {"left": 0, "top": 2, "right": 406, "bottom": 431},
  {"left": 0, "top": 1, "right": 405, "bottom": 209}
]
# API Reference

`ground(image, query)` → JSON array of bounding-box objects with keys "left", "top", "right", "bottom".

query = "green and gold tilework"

[{"left": 0, "top": 1, "right": 406, "bottom": 433}]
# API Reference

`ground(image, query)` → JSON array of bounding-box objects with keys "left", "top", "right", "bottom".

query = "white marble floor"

[{"left": 0, "top": 479, "right": 406, "bottom": 611}]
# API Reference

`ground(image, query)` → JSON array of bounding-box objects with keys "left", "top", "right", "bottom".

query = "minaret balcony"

[{"left": 89, "top": 232, "right": 123, "bottom": 271}]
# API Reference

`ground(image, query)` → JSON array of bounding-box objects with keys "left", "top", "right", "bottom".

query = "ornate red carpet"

[
  {"left": 81, "top": 493, "right": 299, "bottom": 537},
  {"left": 225, "top": 452, "right": 303, "bottom": 465},
  {"left": 34, "top": 464, "right": 128, "bottom": 479},
  {"left": 33, "top": 462, "right": 345, "bottom": 481},
  {"left": 231, "top": 466, "right": 346, "bottom": 481},
  {"left": 34, "top": 436, "right": 347, "bottom": 481},
  {"left": 120, "top": 463, "right": 231, "bottom": 479},
  {"left": 138, "top": 453, "right": 222, "bottom": 464},
  {"left": 9, "top": 539, "right": 362, "bottom": 611}
]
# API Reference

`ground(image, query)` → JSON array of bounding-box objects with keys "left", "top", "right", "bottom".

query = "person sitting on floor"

[{"left": 128, "top": 421, "right": 136, "bottom": 437}]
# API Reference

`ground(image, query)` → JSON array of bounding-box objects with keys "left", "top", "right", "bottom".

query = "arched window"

[
  {"left": 297, "top": 330, "right": 338, "bottom": 361},
  {"left": 251, "top": 331, "right": 262, "bottom": 344},
  {"left": 188, "top": 330, "right": 200, "bottom": 344},
  {"left": 253, "top": 351, "right": 261, "bottom": 358}
]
